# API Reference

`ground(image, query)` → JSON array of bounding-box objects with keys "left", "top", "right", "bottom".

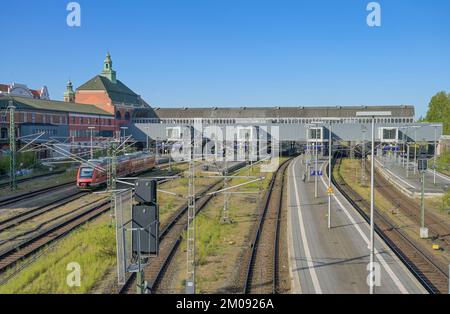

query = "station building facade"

[
  {"left": 0, "top": 94, "right": 114, "bottom": 157},
  {"left": 131, "top": 106, "right": 443, "bottom": 157},
  {"left": 0, "top": 53, "right": 444, "bottom": 160},
  {"left": 74, "top": 53, "right": 150, "bottom": 130}
]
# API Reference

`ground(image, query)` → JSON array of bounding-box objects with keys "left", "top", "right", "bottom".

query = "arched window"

[
  {"left": 116, "top": 111, "right": 122, "bottom": 120},
  {"left": 125, "top": 112, "right": 131, "bottom": 121}
]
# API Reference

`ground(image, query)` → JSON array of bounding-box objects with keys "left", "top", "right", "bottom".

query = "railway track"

[
  {"left": 0, "top": 161, "right": 176, "bottom": 209},
  {"left": 0, "top": 191, "right": 89, "bottom": 233},
  {"left": 119, "top": 160, "right": 252, "bottom": 294},
  {"left": 370, "top": 162, "right": 450, "bottom": 248},
  {"left": 0, "top": 170, "right": 68, "bottom": 189},
  {"left": 332, "top": 156, "right": 449, "bottom": 294},
  {"left": 0, "top": 199, "right": 110, "bottom": 273},
  {"left": 0, "top": 161, "right": 187, "bottom": 280},
  {"left": 242, "top": 159, "right": 291, "bottom": 294},
  {"left": 0, "top": 182, "right": 76, "bottom": 207},
  {"left": 118, "top": 179, "right": 223, "bottom": 294}
]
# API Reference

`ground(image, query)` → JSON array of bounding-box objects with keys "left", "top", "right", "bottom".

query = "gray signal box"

[{"left": 132, "top": 179, "right": 159, "bottom": 256}]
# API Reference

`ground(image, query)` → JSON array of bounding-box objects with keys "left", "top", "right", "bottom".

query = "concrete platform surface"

[
  {"left": 287, "top": 155, "right": 427, "bottom": 294},
  {"left": 375, "top": 155, "right": 450, "bottom": 195}
]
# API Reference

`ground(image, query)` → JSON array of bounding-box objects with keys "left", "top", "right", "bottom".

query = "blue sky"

[{"left": 1, "top": 0, "right": 449, "bottom": 118}]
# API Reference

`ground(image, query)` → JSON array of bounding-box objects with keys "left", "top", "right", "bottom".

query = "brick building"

[
  {"left": 0, "top": 94, "right": 114, "bottom": 157},
  {"left": 75, "top": 53, "right": 150, "bottom": 133}
]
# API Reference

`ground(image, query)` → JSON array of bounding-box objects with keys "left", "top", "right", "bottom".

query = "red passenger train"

[{"left": 76, "top": 152, "right": 156, "bottom": 189}]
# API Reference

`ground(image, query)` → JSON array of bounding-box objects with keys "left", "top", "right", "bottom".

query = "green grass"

[
  {"left": 435, "top": 150, "right": 450, "bottom": 176},
  {"left": 184, "top": 159, "right": 280, "bottom": 292},
  {"left": 0, "top": 220, "right": 115, "bottom": 294},
  {"left": 195, "top": 214, "right": 224, "bottom": 265}
]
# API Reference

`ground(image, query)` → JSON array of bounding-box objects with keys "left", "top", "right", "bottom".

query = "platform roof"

[{"left": 133, "top": 105, "right": 415, "bottom": 119}]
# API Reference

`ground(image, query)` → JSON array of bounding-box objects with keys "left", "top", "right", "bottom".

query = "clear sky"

[{"left": 1, "top": 0, "right": 449, "bottom": 118}]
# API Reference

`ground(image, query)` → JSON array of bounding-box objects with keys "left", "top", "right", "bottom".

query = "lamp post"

[
  {"left": 305, "top": 124, "right": 321, "bottom": 198},
  {"left": 325, "top": 118, "right": 341, "bottom": 228},
  {"left": 356, "top": 111, "right": 392, "bottom": 294},
  {"left": 306, "top": 119, "right": 340, "bottom": 224},
  {"left": 88, "top": 126, "right": 95, "bottom": 160}
]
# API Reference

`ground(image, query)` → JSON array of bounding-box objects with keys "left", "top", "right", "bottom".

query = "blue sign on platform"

[
  {"left": 310, "top": 170, "right": 316, "bottom": 176},
  {"left": 317, "top": 171, "right": 323, "bottom": 176}
]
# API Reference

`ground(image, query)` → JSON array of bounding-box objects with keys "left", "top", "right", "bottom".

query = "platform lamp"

[
  {"left": 308, "top": 119, "right": 341, "bottom": 228},
  {"left": 356, "top": 111, "right": 391, "bottom": 295},
  {"left": 304, "top": 123, "right": 320, "bottom": 198}
]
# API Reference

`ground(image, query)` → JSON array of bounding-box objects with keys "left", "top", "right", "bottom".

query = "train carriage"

[{"left": 77, "top": 152, "right": 155, "bottom": 189}]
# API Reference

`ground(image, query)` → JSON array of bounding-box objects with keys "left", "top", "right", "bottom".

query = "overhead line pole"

[
  {"left": 356, "top": 111, "right": 392, "bottom": 295},
  {"left": 370, "top": 117, "right": 375, "bottom": 295},
  {"left": 8, "top": 100, "right": 17, "bottom": 191},
  {"left": 315, "top": 136, "right": 318, "bottom": 198},
  {"left": 327, "top": 123, "right": 332, "bottom": 229}
]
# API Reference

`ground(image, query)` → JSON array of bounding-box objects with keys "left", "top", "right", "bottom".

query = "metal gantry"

[
  {"left": 8, "top": 101, "right": 17, "bottom": 191},
  {"left": 186, "top": 156, "right": 196, "bottom": 294},
  {"left": 361, "top": 127, "right": 367, "bottom": 186},
  {"left": 221, "top": 159, "right": 230, "bottom": 223}
]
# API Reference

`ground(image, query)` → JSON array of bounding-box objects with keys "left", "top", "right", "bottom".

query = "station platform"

[
  {"left": 287, "top": 155, "right": 426, "bottom": 294},
  {"left": 374, "top": 156, "right": 450, "bottom": 196}
]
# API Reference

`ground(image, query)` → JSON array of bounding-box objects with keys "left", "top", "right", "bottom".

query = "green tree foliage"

[
  {"left": 0, "top": 152, "right": 38, "bottom": 175},
  {"left": 425, "top": 91, "right": 450, "bottom": 135}
]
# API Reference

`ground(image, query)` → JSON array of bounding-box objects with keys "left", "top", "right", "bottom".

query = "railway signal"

[{"left": 132, "top": 179, "right": 159, "bottom": 294}]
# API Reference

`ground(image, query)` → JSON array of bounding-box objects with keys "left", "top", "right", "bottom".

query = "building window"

[
  {"left": 1, "top": 128, "right": 7, "bottom": 139},
  {"left": 116, "top": 111, "right": 122, "bottom": 120},
  {"left": 125, "top": 112, "right": 130, "bottom": 120},
  {"left": 309, "top": 128, "right": 322, "bottom": 140}
]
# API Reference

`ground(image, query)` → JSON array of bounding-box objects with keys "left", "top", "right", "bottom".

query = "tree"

[{"left": 425, "top": 91, "right": 450, "bottom": 135}]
